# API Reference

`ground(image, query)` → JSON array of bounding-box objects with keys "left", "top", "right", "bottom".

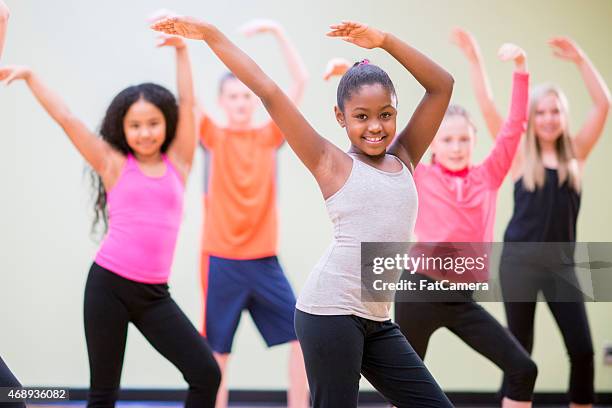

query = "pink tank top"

[{"left": 95, "top": 153, "right": 184, "bottom": 283}]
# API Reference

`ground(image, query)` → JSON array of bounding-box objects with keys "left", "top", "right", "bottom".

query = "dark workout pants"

[
  {"left": 84, "top": 263, "right": 221, "bottom": 408},
  {"left": 295, "top": 309, "right": 453, "bottom": 408},
  {"left": 395, "top": 293, "right": 537, "bottom": 402},
  {"left": 500, "top": 252, "right": 594, "bottom": 404}
]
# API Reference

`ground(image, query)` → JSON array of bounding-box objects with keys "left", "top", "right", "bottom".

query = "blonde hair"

[
  {"left": 521, "top": 84, "right": 580, "bottom": 192},
  {"left": 444, "top": 104, "right": 477, "bottom": 131},
  {"left": 431, "top": 105, "right": 477, "bottom": 164}
]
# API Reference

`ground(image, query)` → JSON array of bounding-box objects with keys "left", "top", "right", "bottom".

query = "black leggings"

[
  {"left": 500, "top": 256, "right": 594, "bottom": 404},
  {"left": 395, "top": 298, "right": 537, "bottom": 402},
  {"left": 0, "top": 355, "right": 25, "bottom": 408},
  {"left": 294, "top": 309, "right": 453, "bottom": 408},
  {"left": 84, "top": 263, "right": 221, "bottom": 408}
]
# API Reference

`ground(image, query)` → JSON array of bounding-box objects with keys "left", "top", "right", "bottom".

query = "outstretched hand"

[
  {"left": 326, "top": 21, "right": 385, "bottom": 49},
  {"left": 497, "top": 43, "right": 527, "bottom": 71},
  {"left": 450, "top": 27, "right": 480, "bottom": 62},
  {"left": 548, "top": 36, "right": 584, "bottom": 64},
  {"left": 0, "top": 65, "right": 32, "bottom": 85},
  {"left": 323, "top": 58, "right": 351, "bottom": 81},
  {"left": 239, "top": 19, "right": 282, "bottom": 36},
  {"left": 150, "top": 16, "right": 212, "bottom": 41},
  {"left": 156, "top": 34, "right": 186, "bottom": 49}
]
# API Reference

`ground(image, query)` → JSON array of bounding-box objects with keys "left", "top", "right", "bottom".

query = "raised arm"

[
  {"left": 480, "top": 44, "right": 529, "bottom": 187},
  {"left": 241, "top": 19, "right": 309, "bottom": 105},
  {"left": 0, "top": 1, "right": 9, "bottom": 61},
  {"left": 0, "top": 66, "right": 115, "bottom": 175},
  {"left": 451, "top": 28, "right": 504, "bottom": 138},
  {"left": 327, "top": 22, "right": 453, "bottom": 170},
  {"left": 156, "top": 34, "right": 197, "bottom": 177},
  {"left": 151, "top": 16, "right": 342, "bottom": 183},
  {"left": 385, "top": 31, "right": 454, "bottom": 168},
  {"left": 549, "top": 37, "right": 611, "bottom": 161}
]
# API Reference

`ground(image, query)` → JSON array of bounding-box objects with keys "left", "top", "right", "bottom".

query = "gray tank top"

[{"left": 296, "top": 153, "right": 418, "bottom": 321}]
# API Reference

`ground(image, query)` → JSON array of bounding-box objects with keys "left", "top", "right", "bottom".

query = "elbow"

[
  {"left": 443, "top": 72, "right": 455, "bottom": 95},
  {"left": 434, "top": 72, "right": 454, "bottom": 99}
]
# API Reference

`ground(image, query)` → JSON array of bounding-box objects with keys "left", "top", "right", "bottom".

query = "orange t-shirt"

[{"left": 200, "top": 115, "right": 285, "bottom": 259}]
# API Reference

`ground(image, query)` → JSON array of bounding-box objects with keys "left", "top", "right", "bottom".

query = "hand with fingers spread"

[
  {"left": 156, "top": 34, "right": 186, "bottom": 50},
  {"left": 497, "top": 43, "right": 527, "bottom": 72},
  {"left": 548, "top": 36, "right": 585, "bottom": 64},
  {"left": 323, "top": 57, "right": 351, "bottom": 81},
  {"left": 326, "top": 20, "right": 386, "bottom": 49},
  {"left": 0, "top": 65, "right": 32, "bottom": 85},
  {"left": 150, "top": 16, "right": 213, "bottom": 41},
  {"left": 450, "top": 27, "right": 481, "bottom": 62},
  {"left": 239, "top": 18, "right": 283, "bottom": 37}
]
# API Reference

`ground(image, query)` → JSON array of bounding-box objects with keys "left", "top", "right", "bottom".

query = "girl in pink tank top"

[{"left": 2, "top": 28, "right": 220, "bottom": 407}]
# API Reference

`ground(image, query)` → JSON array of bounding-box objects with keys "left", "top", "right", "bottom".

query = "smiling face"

[
  {"left": 218, "top": 77, "right": 258, "bottom": 127},
  {"left": 123, "top": 98, "right": 166, "bottom": 157},
  {"left": 533, "top": 92, "right": 567, "bottom": 144},
  {"left": 431, "top": 114, "right": 476, "bottom": 171},
  {"left": 335, "top": 83, "right": 397, "bottom": 157}
]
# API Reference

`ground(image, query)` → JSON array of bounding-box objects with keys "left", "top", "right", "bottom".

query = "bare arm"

[
  {"left": 0, "top": 1, "right": 8, "bottom": 61},
  {"left": 450, "top": 28, "right": 503, "bottom": 138},
  {"left": 326, "top": 22, "right": 454, "bottom": 169},
  {"left": 0, "top": 66, "right": 115, "bottom": 175},
  {"left": 549, "top": 37, "right": 611, "bottom": 161},
  {"left": 241, "top": 19, "right": 309, "bottom": 105},
  {"left": 156, "top": 35, "right": 198, "bottom": 177},
  {"left": 151, "top": 16, "right": 344, "bottom": 183},
  {"left": 386, "top": 34, "right": 454, "bottom": 168}
]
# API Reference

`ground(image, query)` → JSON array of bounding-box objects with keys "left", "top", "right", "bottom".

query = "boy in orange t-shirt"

[{"left": 198, "top": 19, "right": 309, "bottom": 408}]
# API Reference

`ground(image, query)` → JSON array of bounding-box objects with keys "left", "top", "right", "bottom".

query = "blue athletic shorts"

[{"left": 202, "top": 254, "right": 298, "bottom": 353}]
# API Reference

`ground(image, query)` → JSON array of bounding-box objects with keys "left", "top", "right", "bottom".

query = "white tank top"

[{"left": 296, "top": 154, "right": 418, "bottom": 321}]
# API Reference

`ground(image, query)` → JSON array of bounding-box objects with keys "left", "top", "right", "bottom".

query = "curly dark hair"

[
  {"left": 336, "top": 61, "right": 397, "bottom": 112},
  {"left": 90, "top": 83, "right": 178, "bottom": 237}
]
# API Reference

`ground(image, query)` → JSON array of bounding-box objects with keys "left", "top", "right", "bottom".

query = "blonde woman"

[{"left": 452, "top": 28, "right": 611, "bottom": 407}]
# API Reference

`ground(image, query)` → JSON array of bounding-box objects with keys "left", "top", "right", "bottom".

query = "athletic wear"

[
  {"left": 295, "top": 310, "right": 453, "bottom": 408},
  {"left": 296, "top": 154, "right": 418, "bottom": 321},
  {"left": 85, "top": 263, "right": 220, "bottom": 408},
  {"left": 90, "top": 152, "right": 219, "bottom": 407},
  {"left": 504, "top": 168, "right": 580, "bottom": 242},
  {"left": 395, "top": 71, "right": 536, "bottom": 402},
  {"left": 501, "top": 168, "right": 593, "bottom": 404},
  {"left": 199, "top": 115, "right": 284, "bottom": 259},
  {"left": 396, "top": 275, "right": 537, "bottom": 402},
  {"left": 201, "top": 255, "right": 297, "bottom": 353},
  {"left": 95, "top": 153, "right": 184, "bottom": 284},
  {"left": 414, "top": 72, "right": 529, "bottom": 244}
]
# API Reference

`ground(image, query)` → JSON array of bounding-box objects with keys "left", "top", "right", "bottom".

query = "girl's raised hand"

[
  {"left": 450, "top": 27, "right": 480, "bottom": 62},
  {"left": 239, "top": 19, "right": 282, "bottom": 36},
  {"left": 497, "top": 43, "right": 527, "bottom": 71},
  {"left": 548, "top": 36, "right": 584, "bottom": 64},
  {"left": 156, "top": 34, "right": 186, "bottom": 49},
  {"left": 327, "top": 21, "right": 385, "bottom": 49},
  {"left": 150, "top": 16, "right": 211, "bottom": 41},
  {"left": 0, "top": 65, "right": 31, "bottom": 85},
  {"left": 323, "top": 57, "right": 351, "bottom": 81}
]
